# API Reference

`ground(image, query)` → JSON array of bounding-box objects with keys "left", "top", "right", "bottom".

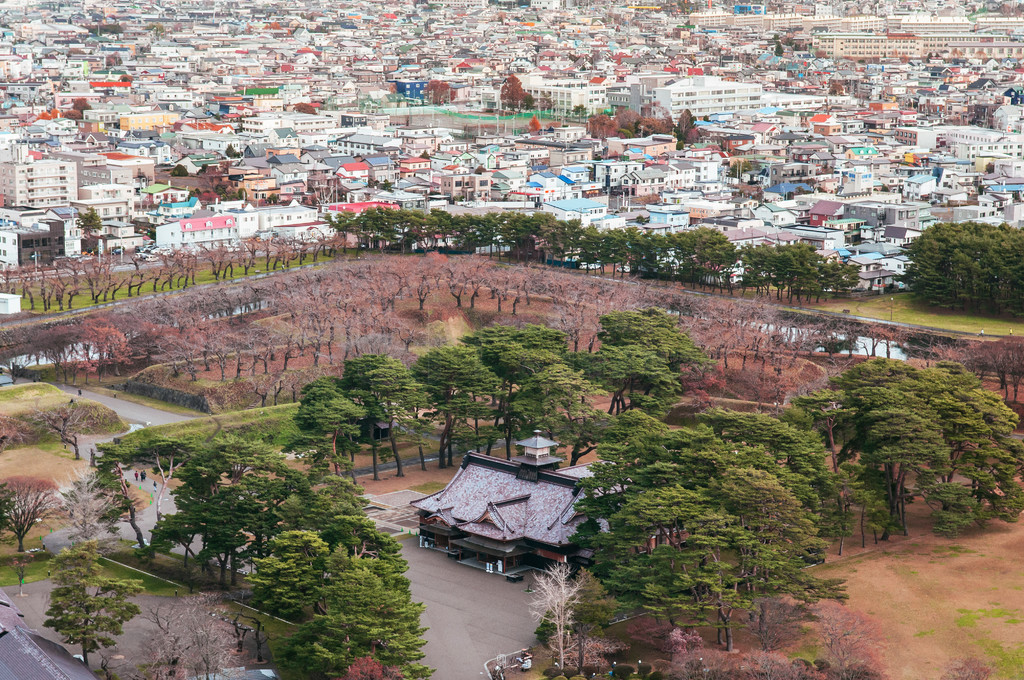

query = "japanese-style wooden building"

[{"left": 411, "top": 432, "right": 593, "bottom": 573}]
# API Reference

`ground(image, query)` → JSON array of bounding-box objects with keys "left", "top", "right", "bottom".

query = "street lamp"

[{"left": 890, "top": 296, "right": 894, "bottom": 322}]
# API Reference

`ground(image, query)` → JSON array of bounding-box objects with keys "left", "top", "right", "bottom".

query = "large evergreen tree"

[{"left": 44, "top": 541, "right": 142, "bottom": 665}]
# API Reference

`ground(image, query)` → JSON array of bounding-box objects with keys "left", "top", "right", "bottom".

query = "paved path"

[
  {"left": 56, "top": 383, "right": 198, "bottom": 427},
  {"left": 42, "top": 382, "right": 194, "bottom": 554},
  {"left": 402, "top": 543, "right": 537, "bottom": 680}
]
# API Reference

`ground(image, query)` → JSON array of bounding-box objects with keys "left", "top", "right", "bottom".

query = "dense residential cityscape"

[{"left": 1, "top": 0, "right": 1024, "bottom": 679}]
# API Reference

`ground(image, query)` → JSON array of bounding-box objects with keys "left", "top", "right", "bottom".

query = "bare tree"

[
  {"left": 813, "top": 602, "right": 884, "bottom": 680},
  {"left": 60, "top": 470, "right": 119, "bottom": 550},
  {"left": 741, "top": 651, "right": 810, "bottom": 680},
  {"left": 942, "top": 658, "right": 993, "bottom": 680},
  {"left": 142, "top": 594, "right": 241, "bottom": 679},
  {"left": 529, "top": 563, "right": 581, "bottom": 671},
  {"left": 749, "top": 598, "right": 803, "bottom": 652},
  {"left": 0, "top": 415, "right": 26, "bottom": 454},
  {"left": 33, "top": 402, "right": 98, "bottom": 464},
  {"left": 5, "top": 477, "right": 59, "bottom": 551}
]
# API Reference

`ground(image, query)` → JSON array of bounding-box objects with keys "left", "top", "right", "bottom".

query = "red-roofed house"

[{"left": 335, "top": 161, "right": 370, "bottom": 182}]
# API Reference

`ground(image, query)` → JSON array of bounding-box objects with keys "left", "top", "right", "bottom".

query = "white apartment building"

[
  {"left": 256, "top": 201, "right": 320, "bottom": 233},
  {"left": 651, "top": 77, "right": 763, "bottom": 119},
  {"left": 71, "top": 184, "right": 133, "bottom": 223},
  {"left": 811, "top": 32, "right": 1023, "bottom": 59},
  {"left": 439, "top": 0, "right": 487, "bottom": 9},
  {"left": 240, "top": 113, "right": 337, "bottom": 136},
  {"left": 518, "top": 74, "right": 608, "bottom": 115},
  {"left": 938, "top": 126, "right": 1024, "bottom": 161},
  {"left": 887, "top": 15, "right": 973, "bottom": 33},
  {"left": 156, "top": 204, "right": 263, "bottom": 249},
  {"left": 0, "top": 151, "right": 77, "bottom": 209}
]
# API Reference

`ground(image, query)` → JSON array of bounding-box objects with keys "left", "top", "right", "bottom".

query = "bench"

[{"left": 505, "top": 573, "right": 524, "bottom": 583}]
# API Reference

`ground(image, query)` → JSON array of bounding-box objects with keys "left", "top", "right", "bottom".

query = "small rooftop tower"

[{"left": 513, "top": 430, "right": 562, "bottom": 479}]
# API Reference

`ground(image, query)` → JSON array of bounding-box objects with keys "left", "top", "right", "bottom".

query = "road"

[{"left": 402, "top": 542, "right": 537, "bottom": 680}]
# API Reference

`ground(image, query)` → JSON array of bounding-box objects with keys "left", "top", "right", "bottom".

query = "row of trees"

[
  {"left": 903, "top": 221, "right": 1024, "bottom": 314},
  {"left": 324, "top": 208, "right": 862, "bottom": 298},
  {"left": 0, "top": 208, "right": 343, "bottom": 313},
  {"left": 291, "top": 308, "right": 707, "bottom": 481}
]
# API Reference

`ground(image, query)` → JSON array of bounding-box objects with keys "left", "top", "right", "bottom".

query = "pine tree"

[
  {"left": 44, "top": 541, "right": 142, "bottom": 665},
  {"left": 280, "top": 554, "right": 430, "bottom": 678}
]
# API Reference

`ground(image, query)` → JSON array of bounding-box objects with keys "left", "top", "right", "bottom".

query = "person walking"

[
  {"left": 134, "top": 470, "right": 139, "bottom": 482},
  {"left": 140, "top": 470, "right": 146, "bottom": 483}
]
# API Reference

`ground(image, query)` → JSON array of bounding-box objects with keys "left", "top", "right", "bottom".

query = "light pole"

[{"left": 890, "top": 296, "right": 894, "bottom": 322}]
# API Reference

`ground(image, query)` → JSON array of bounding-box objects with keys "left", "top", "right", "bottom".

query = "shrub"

[
  {"left": 648, "top": 673, "right": 665, "bottom": 680},
  {"left": 638, "top": 662, "right": 653, "bottom": 677},
  {"left": 543, "top": 669, "right": 564, "bottom": 679},
  {"left": 535, "top": 616, "right": 556, "bottom": 644},
  {"left": 170, "top": 164, "right": 188, "bottom": 177},
  {"left": 570, "top": 676, "right": 587, "bottom": 680},
  {"left": 613, "top": 665, "right": 635, "bottom": 679}
]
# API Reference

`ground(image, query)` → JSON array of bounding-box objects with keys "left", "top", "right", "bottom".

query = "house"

[
  {"left": 902, "top": 174, "right": 937, "bottom": 201},
  {"left": 808, "top": 200, "right": 845, "bottom": 227},
  {"left": 438, "top": 170, "right": 492, "bottom": 201},
  {"left": 542, "top": 198, "right": 608, "bottom": 227},
  {"left": 752, "top": 202, "right": 798, "bottom": 227},
  {"left": 155, "top": 211, "right": 251, "bottom": 249},
  {"left": 411, "top": 433, "right": 592, "bottom": 573},
  {"left": 140, "top": 184, "right": 190, "bottom": 209}
]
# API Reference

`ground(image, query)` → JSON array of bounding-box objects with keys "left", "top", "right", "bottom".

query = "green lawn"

[
  {"left": 0, "top": 383, "right": 125, "bottom": 436},
  {"left": 810, "top": 293, "right": 1024, "bottom": 336},
  {"left": 0, "top": 383, "right": 72, "bottom": 415},
  {"left": 97, "top": 557, "right": 182, "bottom": 597},
  {"left": 0, "top": 552, "right": 53, "bottom": 587}
]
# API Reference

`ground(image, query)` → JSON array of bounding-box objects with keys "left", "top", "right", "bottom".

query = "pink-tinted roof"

[{"left": 411, "top": 454, "right": 591, "bottom": 547}]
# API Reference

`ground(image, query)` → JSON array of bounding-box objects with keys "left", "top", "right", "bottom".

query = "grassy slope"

[
  {"left": 116, "top": 403, "right": 300, "bottom": 448},
  {"left": 0, "top": 383, "right": 124, "bottom": 429}
]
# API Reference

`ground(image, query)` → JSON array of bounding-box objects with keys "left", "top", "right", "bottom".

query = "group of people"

[{"left": 131, "top": 468, "right": 158, "bottom": 492}]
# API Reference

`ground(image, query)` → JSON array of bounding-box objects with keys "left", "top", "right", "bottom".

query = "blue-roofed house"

[
  {"left": 765, "top": 182, "right": 813, "bottom": 199},
  {"left": 542, "top": 197, "right": 608, "bottom": 227},
  {"left": 521, "top": 172, "right": 580, "bottom": 202},
  {"left": 151, "top": 195, "right": 199, "bottom": 221},
  {"left": 903, "top": 174, "right": 937, "bottom": 201}
]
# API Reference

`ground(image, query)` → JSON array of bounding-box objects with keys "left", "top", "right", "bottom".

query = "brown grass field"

[{"left": 809, "top": 504, "right": 1024, "bottom": 679}]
